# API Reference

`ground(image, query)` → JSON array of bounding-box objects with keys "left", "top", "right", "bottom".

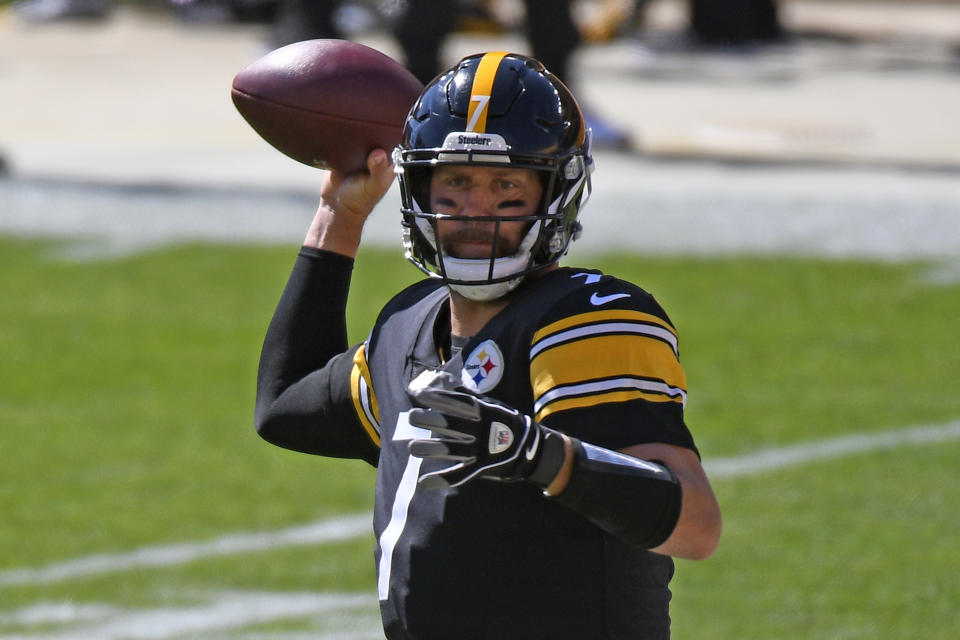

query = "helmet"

[{"left": 393, "top": 51, "right": 593, "bottom": 301}]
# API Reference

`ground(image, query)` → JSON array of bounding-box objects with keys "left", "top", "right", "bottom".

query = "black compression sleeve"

[
  {"left": 551, "top": 439, "right": 682, "bottom": 549},
  {"left": 257, "top": 247, "right": 353, "bottom": 402},
  {"left": 254, "top": 248, "right": 378, "bottom": 463}
]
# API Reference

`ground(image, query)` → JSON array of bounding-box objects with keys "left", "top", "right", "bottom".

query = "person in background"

[{"left": 392, "top": 0, "right": 633, "bottom": 149}]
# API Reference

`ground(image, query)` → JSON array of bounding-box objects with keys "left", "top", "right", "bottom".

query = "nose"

[{"left": 460, "top": 185, "right": 497, "bottom": 218}]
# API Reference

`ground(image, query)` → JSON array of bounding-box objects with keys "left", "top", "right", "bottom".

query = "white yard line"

[
  {"left": 2, "top": 420, "right": 959, "bottom": 638},
  {"left": 704, "top": 419, "right": 960, "bottom": 478},
  {"left": 0, "top": 591, "right": 382, "bottom": 640},
  {"left": 2, "top": 420, "right": 959, "bottom": 591},
  {"left": 0, "top": 513, "right": 371, "bottom": 588}
]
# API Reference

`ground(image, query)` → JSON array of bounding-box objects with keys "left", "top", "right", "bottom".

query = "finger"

[
  {"left": 408, "top": 439, "right": 449, "bottom": 457},
  {"left": 366, "top": 147, "right": 390, "bottom": 172},
  {"left": 410, "top": 437, "right": 477, "bottom": 462},
  {"left": 474, "top": 395, "right": 521, "bottom": 418},
  {"left": 418, "top": 463, "right": 471, "bottom": 489},
  {"left": 409, "top": 412, "right": 477, "bottom": 446},
  {"left": 418, "top": 472, "right": 451, "bottom": 490},
  {"left": 364, "top": 148, "right": 396, "bottom": 197},
  {"left": 431, "top": 371, "right": 463, "bottom": 390},
  {"left": 407, "top": 370, "right": 460, "bottom": 395},
  {"left": 409, "top": 439, "right": 474, "bottom": 461},
  {"left": 408, "top": 408, "right": 447, "bottom": 429},
  {"left": 413, "top": 388, "right": 481, "bottom": 420},
  {"left": 322, "top": 150, "right": 394, "bottom": 221},
  {"left": 428, "top": 428, "right": 476, "bottom": 443}
]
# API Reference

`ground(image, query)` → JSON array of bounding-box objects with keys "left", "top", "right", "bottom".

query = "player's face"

[{"left": 430, "top": 165, "right": 543, "bottom": 259}]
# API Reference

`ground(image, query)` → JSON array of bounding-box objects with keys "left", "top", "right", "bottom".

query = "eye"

[{"left": 434, "top": 171, "right": 466, "bottom": 188}]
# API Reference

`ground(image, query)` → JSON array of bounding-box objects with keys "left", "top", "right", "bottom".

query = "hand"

[
  {"left": 407, "top": 372, "right": 564, "bottom": 489},
  {"left": 304, "top": 148, "right": 395, "bottom": 255},
  {"left": 322, "top": 148, "right": 396, "bottom": 220}
]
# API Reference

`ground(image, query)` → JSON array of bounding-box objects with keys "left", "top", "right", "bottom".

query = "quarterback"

[{"left": 255, "top": 52, "right": 722, "bottom": 639}]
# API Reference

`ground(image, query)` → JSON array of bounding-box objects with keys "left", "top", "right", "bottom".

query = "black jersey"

[{"left": 256, "top": 249, "right": 698, "bottom": 640}]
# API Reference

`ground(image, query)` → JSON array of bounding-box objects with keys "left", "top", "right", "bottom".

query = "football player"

[{"left": 256, "top": 52, "right": 722, "bottom": 639}]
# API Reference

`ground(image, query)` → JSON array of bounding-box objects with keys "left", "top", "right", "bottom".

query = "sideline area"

[
  {"left": 2, "top": 1, "right": 960, "bottom": 191},
  {"left": 2, "top": 2, "right": 960, "bottom": 264}
]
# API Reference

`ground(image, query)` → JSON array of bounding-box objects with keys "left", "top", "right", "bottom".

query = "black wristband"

[
  {"left": 527, "top": 427, "right": 567, "bottom": 488},
  {"left": 551, "top": 439, "right": 682, "bottom": 549}
]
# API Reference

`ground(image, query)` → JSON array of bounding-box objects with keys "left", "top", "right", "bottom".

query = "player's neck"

[
  {"left": 447, "top": 292, "right": 508, "bottom": 339},
  {"left": 446, "top": 265, "right": 559, "bottom": 338}
]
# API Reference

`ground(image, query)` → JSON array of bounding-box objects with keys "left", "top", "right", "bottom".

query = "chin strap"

[
  {"left": 440, "top": 221, "right": 541, "bottom": 300},
  {"left": 447, "top": 275, "right": 523, "bottom": 301}
]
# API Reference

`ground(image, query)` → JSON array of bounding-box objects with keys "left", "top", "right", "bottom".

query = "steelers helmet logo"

[{"left": 461, "top": 339, "right": 504, "bottom": 394}]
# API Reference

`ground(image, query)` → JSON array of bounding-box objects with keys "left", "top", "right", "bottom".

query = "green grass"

[
  {"left": 1, "top": 236, "right": 958, "bottom": 638},
  {"left": 673, "top": 442, "right": 960, "bottom": 639},
  {"left": 598, "top": 254, "right": 960, "bottom": 452}
]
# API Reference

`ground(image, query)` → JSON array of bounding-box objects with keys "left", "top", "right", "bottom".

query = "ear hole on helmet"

[{"left": 564, "top": 156, "right": 584, "bottom": 180}]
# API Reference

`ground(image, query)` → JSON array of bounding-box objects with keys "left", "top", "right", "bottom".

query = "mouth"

[{"left": 441, "top": 228, "right": 512, "bottom": 259}]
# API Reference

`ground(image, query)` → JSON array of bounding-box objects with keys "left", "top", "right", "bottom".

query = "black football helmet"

[{"left": 393, "top": 51, "right": 593, "bottom": 301}]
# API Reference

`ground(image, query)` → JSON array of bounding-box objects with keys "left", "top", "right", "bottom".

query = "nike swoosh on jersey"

[{"left": 589, "top": 292, "right": 631, "bottom": 306}]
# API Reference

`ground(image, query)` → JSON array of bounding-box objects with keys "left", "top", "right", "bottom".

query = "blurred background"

[
  {"left": 3, "top": 0, "right": 960, "bottom": 255},
  {"left": 2, "top": 1, "right": 959, "bottom": 638}
]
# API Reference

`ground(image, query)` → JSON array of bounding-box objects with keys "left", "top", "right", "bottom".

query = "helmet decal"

[{"left": 465, "top": 51, "right": 508, "bottom": 133}]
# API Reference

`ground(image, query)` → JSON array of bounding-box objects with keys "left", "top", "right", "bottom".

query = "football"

[{"left": 231, "top": 39, "right": 423, "bottom": 173}]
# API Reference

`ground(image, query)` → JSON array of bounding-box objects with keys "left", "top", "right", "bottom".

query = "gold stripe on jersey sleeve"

[
  {"left": 530, "top": 333, "right": 687, "bottom": 422},
  {"left": 466, "top": 51, "right": 508, "bottom": 133},
  {"left": 532, "top": 334, "right": 685, "bottom": 392},
  {"left": 537, "top": 389, "right": 677, "bottom": 422},
  {"left": 350, "top": 344, "right": 381, "bottom": 448},
  {"left": 532, "top": 309, "right": 677, "bottom": 346}
]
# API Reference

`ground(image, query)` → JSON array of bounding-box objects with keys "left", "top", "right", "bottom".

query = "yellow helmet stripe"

[{"left": 465, "top": 51, "right": 509, "bottom": 133}]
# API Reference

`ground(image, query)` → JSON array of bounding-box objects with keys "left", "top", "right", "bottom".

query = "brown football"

[{"left": 231, "top": 39, "right": 423, "bottom": 173}]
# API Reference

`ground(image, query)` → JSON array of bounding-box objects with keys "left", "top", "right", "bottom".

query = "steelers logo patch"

[{"left": 461, "top": 339, "right": 504, "bottom": 394}]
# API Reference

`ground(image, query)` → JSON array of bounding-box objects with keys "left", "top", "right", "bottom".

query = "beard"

[{"left": 438, "top": 224, "right": 522, "bottom": 259}]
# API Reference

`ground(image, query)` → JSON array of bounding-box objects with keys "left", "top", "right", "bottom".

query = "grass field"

[{"left": 1, "top": 235, "right": 958, "bottom": 638}]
